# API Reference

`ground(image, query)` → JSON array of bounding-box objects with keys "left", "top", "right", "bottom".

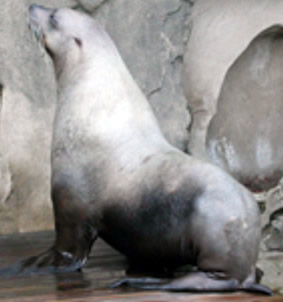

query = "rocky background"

[{"left": 0, "top": 0, "right": 283, "bottom": 293}]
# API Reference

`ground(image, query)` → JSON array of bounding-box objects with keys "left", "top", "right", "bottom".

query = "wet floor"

[{"left": 0, "top": 231, "right": 282, "bottom": 302}]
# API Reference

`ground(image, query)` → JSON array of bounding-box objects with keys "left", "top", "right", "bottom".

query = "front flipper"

[
  {"left": 0, "top": 223, "right": 98, "bottom": 278},
  {"left": 111, "top": 272, "right": 272, "bottom": 295},
  {"left": 0, "top": 247, "right": 86, "bottom": 278}
]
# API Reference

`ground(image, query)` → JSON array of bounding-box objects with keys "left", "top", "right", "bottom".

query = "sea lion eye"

[
  {"left": 49, "top": 11, "right": 58, "bottom": 28},
  {"left": 74, "top": 37, "right": 82, "bottom": 48}
]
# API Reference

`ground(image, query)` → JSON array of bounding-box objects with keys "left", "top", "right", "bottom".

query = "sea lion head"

[{"left": 28, "top": 4, "right": 92, "bottom": 76}]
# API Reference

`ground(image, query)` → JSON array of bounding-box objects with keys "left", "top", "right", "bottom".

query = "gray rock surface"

[
  {"left": 76, "top": 0, "right": 107, "bottom": 12},
  {"left": 255, "top": 180, "right": 283, "bottom": 251},
  {"left": 0, "top": 0, "right": 192, "bottom": 233},
  {"left": 254, "top": 181, "right": 283, "bottom": 293},
  {"left": 0, "top": 0, "right": 58, "bottom": 233},
  {"left": 258, "top": 251, "right": 283, "bottom": 294}
]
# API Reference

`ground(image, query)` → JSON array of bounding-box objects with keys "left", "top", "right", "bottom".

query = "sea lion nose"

[{"left": 29, "top": 4, "right": 47, "bottom": 13}]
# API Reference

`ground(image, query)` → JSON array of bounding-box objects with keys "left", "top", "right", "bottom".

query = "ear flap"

[{"left": 74, "top": 37, "right": 82, "bottom": 48}]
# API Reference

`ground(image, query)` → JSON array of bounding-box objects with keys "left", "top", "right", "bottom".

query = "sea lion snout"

[
  {"left": 28, "top": 4, "right": 52, "bottom": 34},
  {"left": 29, "top": 4, "right": 46, "bottom": 13},
  {"left": 29, "top": 4, "right": 51, "bottom": 21}
]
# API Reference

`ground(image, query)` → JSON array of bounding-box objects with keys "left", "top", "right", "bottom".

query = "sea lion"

[{"left": 0, "top": 4, "right": 270, "bottom": 294}]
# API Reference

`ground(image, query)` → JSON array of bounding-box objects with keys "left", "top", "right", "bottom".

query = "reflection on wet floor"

[{"left": 0, "top": 231, "right": 282, "bottom": 302}]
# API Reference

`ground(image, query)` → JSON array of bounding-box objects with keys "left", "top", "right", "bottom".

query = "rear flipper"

[
  {"left": 0, "top": 247, "right": 86, "bottom": 278},
  {"left": 111, "top": 271, "right": 272, "bottom": 295},
  {"left": 241, "top": 281, "right": 273, "bottom": 296},
  {"left": 111, "top": 277, "right": 168, "bottom": 288}
]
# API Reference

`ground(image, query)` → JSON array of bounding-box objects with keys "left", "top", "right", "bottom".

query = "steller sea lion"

[{"left": 0, "top": 4, "right": 271, "bottom": 295}]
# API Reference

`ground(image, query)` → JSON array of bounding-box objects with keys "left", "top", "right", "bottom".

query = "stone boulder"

[{"left": 207, "top": 26, "right": 283, "bottom": 192}]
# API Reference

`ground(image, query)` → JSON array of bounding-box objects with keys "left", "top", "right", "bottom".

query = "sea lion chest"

[{"left": 97, "top": 158, "right": 198, "bottom": 266}]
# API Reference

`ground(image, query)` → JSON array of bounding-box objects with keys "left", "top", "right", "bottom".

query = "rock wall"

[
  {"left": 0, "top": 0, "right": 57, "bottom": 233},
  {"left": 0, "top": 0, "right": 192, "bottom": 233}
]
